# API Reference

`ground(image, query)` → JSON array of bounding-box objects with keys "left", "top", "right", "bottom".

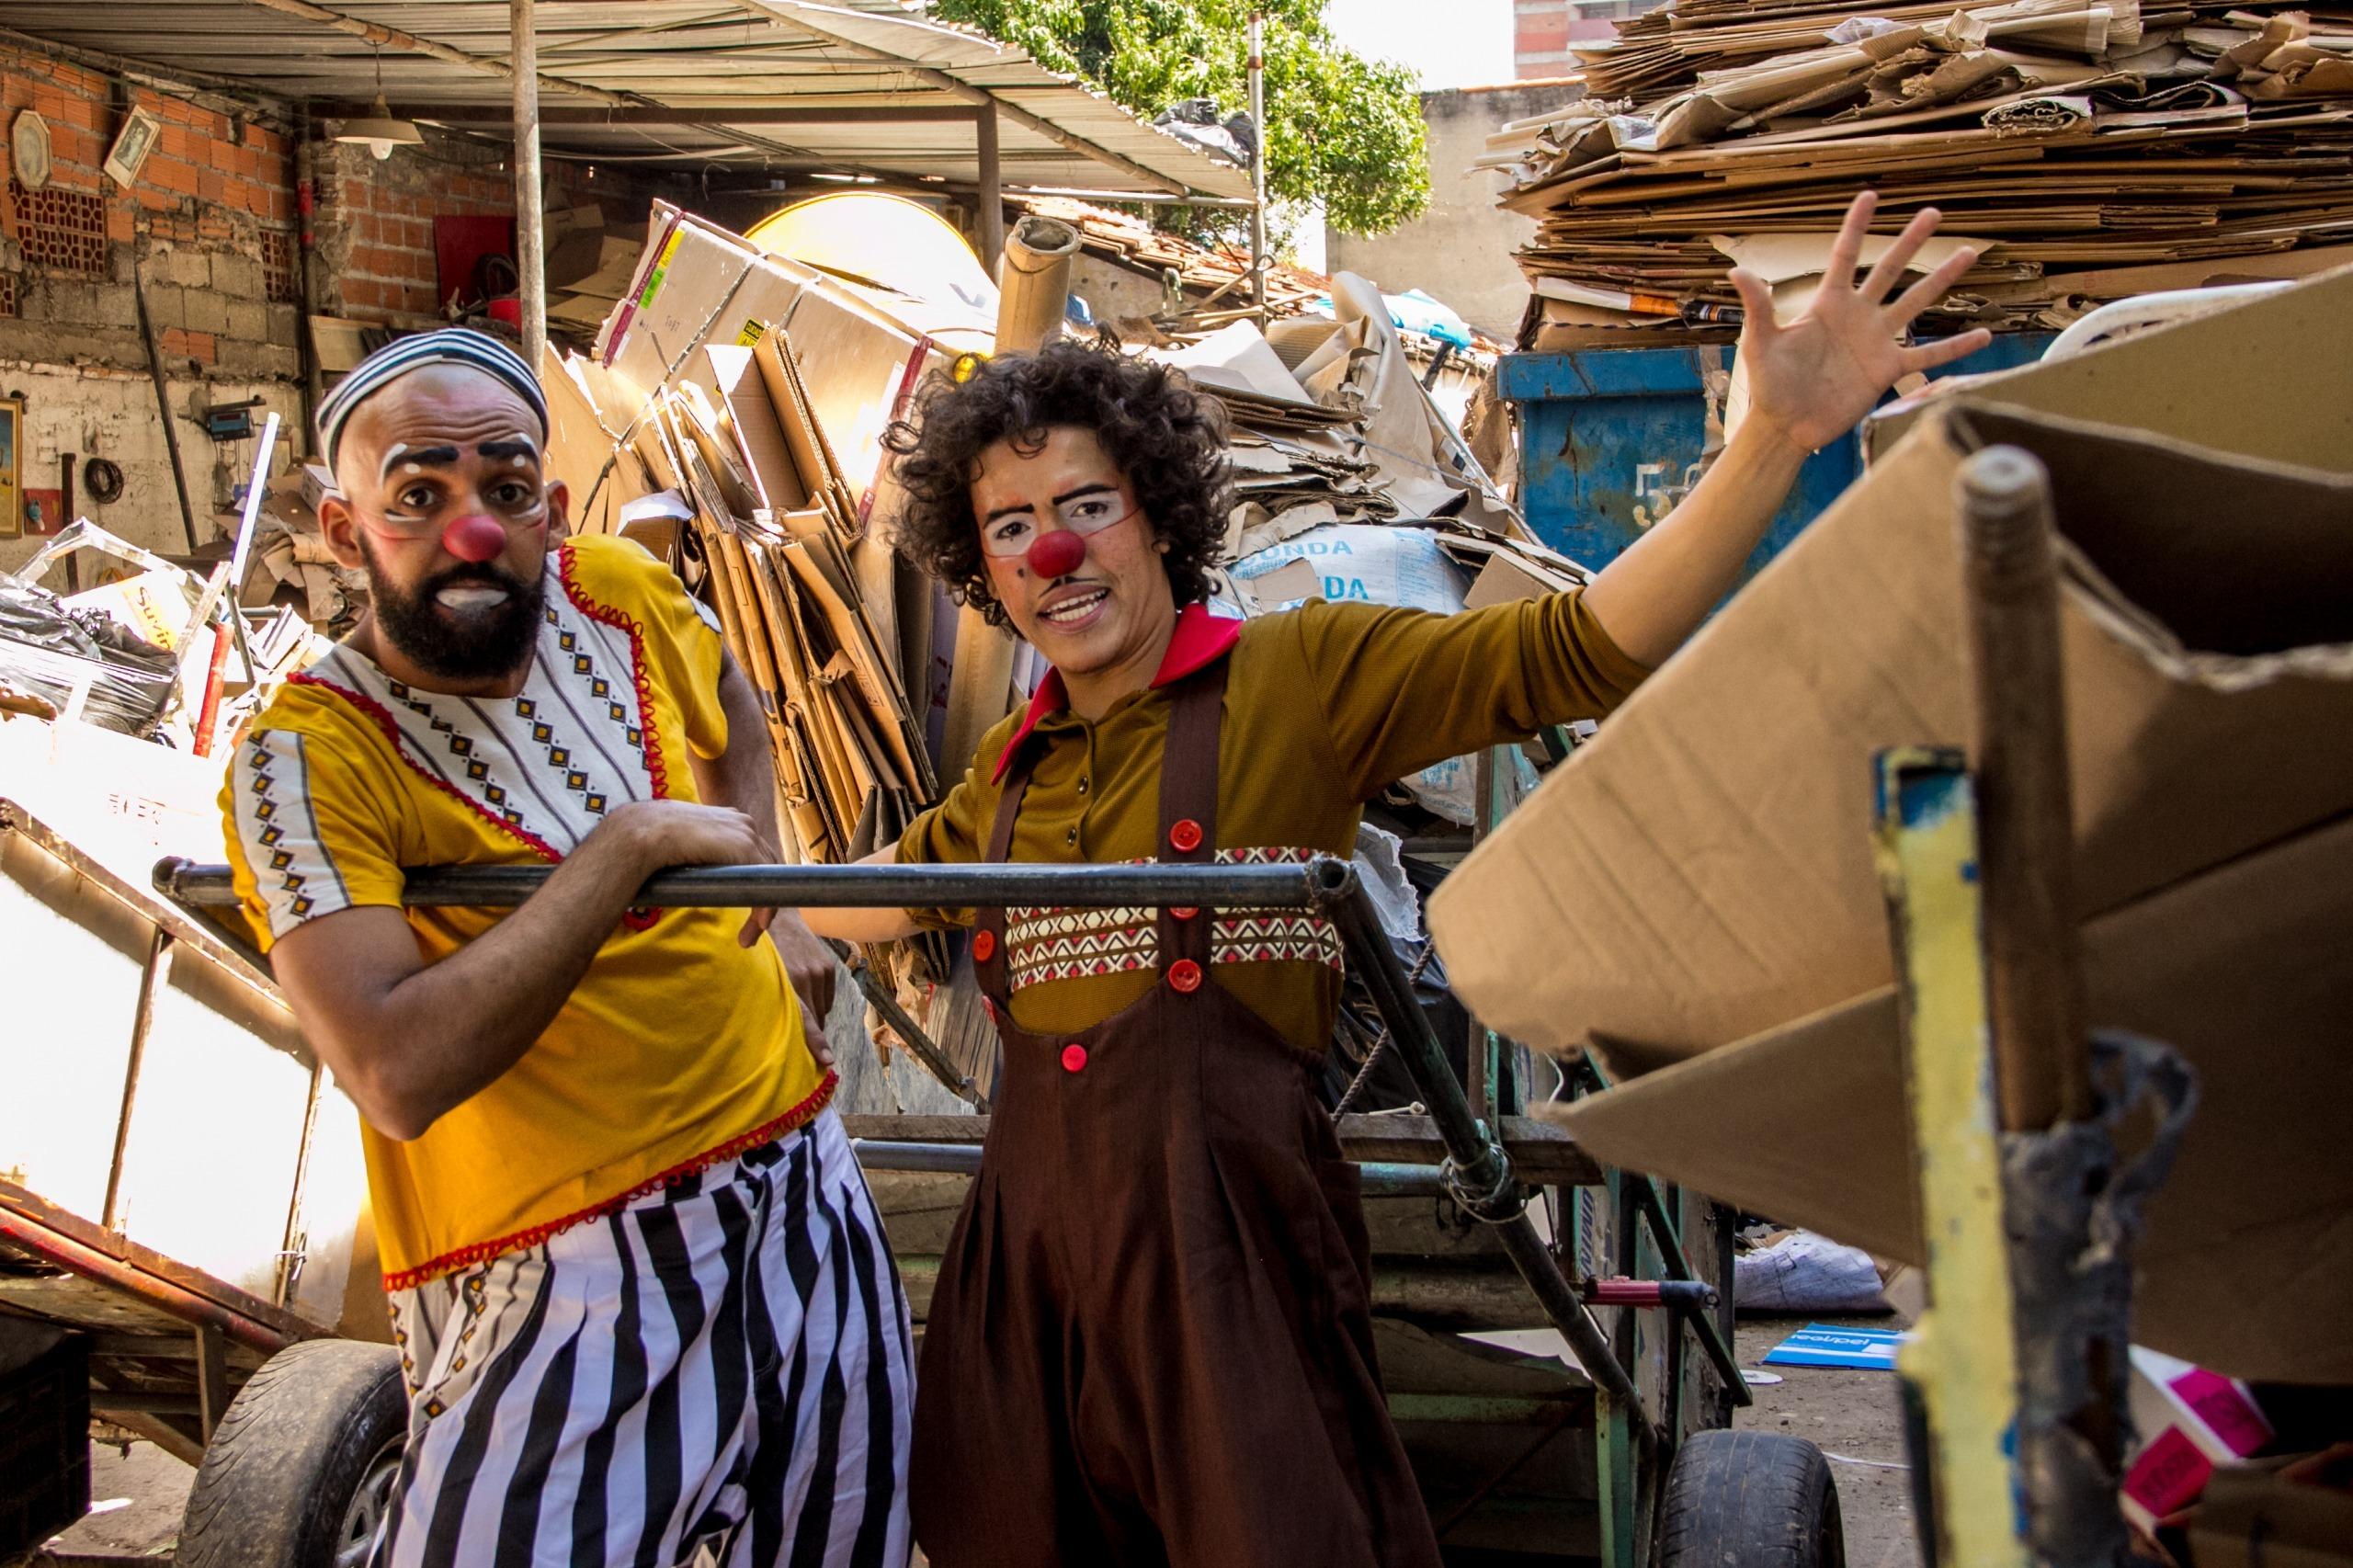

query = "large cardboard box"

[
  {"left": 1867, "top": 264, "right": 2353, "bottom": 472},
  {"left": 1427, "top": 273, "right": 2353, "bottom": 1381},
  {"left": 1433, "top": 399, "right": 2353, "bottom": 1062}
]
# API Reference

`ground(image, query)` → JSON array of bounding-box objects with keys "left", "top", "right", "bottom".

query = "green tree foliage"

[{"left": 930, "top": 0, "right": 1430, "bottom": 236}]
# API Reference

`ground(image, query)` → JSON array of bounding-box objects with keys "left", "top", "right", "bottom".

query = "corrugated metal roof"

[{"left": 0, "top": 0, "right": 1254, "bottom": 198}]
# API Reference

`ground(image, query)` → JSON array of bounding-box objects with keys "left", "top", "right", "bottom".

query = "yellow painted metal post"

[{"left": 1874, "top": 747, "right": 2032, "bottom": 1568}]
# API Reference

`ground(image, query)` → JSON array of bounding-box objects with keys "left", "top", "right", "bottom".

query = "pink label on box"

[
  {"left": 2169, "top": 1367, "right": 2272, "bottom": 1457},
  {"left": 2126, "top": 1426, "right": 2214, "bottom": 1519}
]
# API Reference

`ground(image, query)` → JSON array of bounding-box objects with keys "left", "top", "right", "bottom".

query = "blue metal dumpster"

[{"left": 1499, "top": 334, "right": 2052, "bottom": 581}]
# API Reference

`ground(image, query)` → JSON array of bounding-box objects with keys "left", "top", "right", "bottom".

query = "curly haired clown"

[{"left": 805, "top": 194, "right": 1993, "bottom": 1568}]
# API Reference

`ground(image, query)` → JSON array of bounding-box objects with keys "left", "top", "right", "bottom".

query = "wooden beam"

[
  {"left": 234, "top": 0, "right": 635, "bottom": 108},
  {"left": 736, "top": 1, "right": 1192, "bottom": 197},
  {"left": 975, "top": 105, "right": 1005, "bottom": 270},
  {"left": 334, "top": 102, "right": 983, "bottom": 126},
  {"left": 839, "top": 1114, "right": 1601, "bottom": 1187},
  {"left": 513, "top": 0, "right": 546, "bottom": 368}
]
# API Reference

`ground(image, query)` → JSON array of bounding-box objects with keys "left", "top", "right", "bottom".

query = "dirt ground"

[
  {"left": 49, "top": 1322, "right": 1924, "bottom": 1566},
  {"left": 1735, "top": 1316, "right": 1923, "bottom": 1568}
]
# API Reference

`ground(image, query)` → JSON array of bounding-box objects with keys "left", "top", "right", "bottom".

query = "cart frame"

[{"left": 158, "top": 838, "right": 1748, "bottom": 1566}]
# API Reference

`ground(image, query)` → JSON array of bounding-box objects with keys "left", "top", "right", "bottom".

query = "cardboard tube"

[{"left": 993, "top": 215, "right": 1081, "bottom": 355}]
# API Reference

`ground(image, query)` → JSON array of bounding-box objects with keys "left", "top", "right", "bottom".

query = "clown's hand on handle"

[{"left": 1729, "top": 191, "right": 1994, "bottom": 457}]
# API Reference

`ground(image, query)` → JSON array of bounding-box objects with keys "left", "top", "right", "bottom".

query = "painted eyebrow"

[
  {"left": 479, "top": 440, "right": 540, "bottom": 462},
  {"left": 981, "top": 483, "right": 1118, "bottom": 526},
  {"left": 383, "top": 446, "right": 460, "bottom": 480}
]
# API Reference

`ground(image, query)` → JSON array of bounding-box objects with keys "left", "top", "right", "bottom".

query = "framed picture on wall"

[
  {"left": 104, "top": 107, "right": 161, "bottom": 189},
  {"left": 0, "top": 399, "right": 22, "bottom": 540}
]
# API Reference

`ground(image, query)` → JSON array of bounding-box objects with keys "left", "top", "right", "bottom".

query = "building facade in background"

[
  {"left": 1324, "top": 81, "right": 1586, "bottom": 341},
  {"left": 1515, "top": 0, "right": 1665, "bottom": 78}
]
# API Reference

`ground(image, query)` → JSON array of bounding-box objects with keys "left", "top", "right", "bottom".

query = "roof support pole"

[
  {"left": 512, "top": 0, "right": 547, "bottom": 369},
  {"left": 1247, "top": 9, "right": 1267, "bottom": 320},
  {"left": 975, "top": 105, "right": 1005, "bottom": 274}
]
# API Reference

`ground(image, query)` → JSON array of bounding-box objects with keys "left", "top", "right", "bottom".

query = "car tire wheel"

[
  {"left": 1658, "top": 1428, "right": 1847, "bottom": 1568},
  {"left": 176, "top": 1339, "right": 408, "bottom": 1568}
]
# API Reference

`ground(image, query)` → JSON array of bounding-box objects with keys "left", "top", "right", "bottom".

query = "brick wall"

[
  {"left": 310, "top": 138, "right": 625, "bottom": 325},
  {"left": 314, "top": 139, "right": 517, "bottom": 325},
  {"left": 1515, "top": 0, "right": 1663, "bottom": 78}
]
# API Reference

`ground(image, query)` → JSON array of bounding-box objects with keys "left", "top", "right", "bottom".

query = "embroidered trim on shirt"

[
  {"left": 1002, "top": 846, "right": 1344, "bottom": 991},
  {"left": 558, "top": 544, "right": 671, "bottom": 801},
  {"left": 379, "top": 1072, "right": 839, "bottom": 1291},
  {"left": 233, "top": 730, "right": 357, "bottom": 936},
  {"left": 289, "top": 672, "right": 565, "bottom": 864}
]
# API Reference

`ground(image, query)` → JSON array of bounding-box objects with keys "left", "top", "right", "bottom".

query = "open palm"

[{"left": 1732, "top": 192, "right": 1995, "bottom": 454}]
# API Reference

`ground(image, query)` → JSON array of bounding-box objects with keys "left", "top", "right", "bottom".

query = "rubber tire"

[
  {"left": 1658, "top": 1429, "right": 1847, "bottom": 1568},
  {"left": 176, "top": 1339, "right": 408, "bottom": 1568}
]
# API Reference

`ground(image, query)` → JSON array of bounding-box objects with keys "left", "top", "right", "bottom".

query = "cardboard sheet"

[{"left": 1434, "top": 271, "right": 2353, "bottom": 1061}]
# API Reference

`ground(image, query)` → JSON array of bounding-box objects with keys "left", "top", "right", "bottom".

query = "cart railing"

[{"left": 156, "top": 854, "right": 1748, "bottom": 1447}]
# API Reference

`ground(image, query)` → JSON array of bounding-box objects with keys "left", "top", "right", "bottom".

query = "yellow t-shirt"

[{"left": 221, "top": 533, "right": 831, "bottom": 1290}]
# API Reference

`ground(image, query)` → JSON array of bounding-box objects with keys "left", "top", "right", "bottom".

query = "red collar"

[{"left": 992, "top": 602, "right": 1243, "bottom": 782}]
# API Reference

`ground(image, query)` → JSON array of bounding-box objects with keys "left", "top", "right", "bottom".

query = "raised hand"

[{"left": 1729, "top": 190, "right": 1995, "bottom": 456}]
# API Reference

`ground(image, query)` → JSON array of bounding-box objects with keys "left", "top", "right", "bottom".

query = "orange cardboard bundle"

[{"left": 1427, "top": 276, "right": 2353, "bottom": 1382}]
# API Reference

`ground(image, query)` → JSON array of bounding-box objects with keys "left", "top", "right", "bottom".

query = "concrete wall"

[{"left": 1324, "top": 82, "right": 1587, "bottom": 342}]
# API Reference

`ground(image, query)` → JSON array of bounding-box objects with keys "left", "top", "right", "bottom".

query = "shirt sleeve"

[
  {"left": 222, "top": 725, "right": 407, "bottom": 950},
  {"left": 1294, "top": 591, "right": 1653, "bottom": 803},
  {"left": 892, "top": 726, "right": 1007, "bottom": 931}
]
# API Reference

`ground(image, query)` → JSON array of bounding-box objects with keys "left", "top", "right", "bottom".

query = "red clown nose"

[
  {"left": 441, "top": 513, "right": 508, "bottom": 563},
  {"left": 1025, "top": 528, "right": 1087, "bottom": 580}
]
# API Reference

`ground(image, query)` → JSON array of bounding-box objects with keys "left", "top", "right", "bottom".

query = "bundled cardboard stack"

[{"left": 1485, "top": 0, "right": 2353, "bottom": 347}]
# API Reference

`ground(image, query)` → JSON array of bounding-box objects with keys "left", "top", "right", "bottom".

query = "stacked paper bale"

[{"left": 1480, "top": 0, "right": 2353, "bottom": 347}]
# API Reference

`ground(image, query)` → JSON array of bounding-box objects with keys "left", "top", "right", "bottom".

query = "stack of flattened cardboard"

[
  {"left": 1487, "top": 0, "right": 2353, "bottom": 347},
  {"left": 1428, "top": 268, "right": 2353, "bottom": 1384},
  {"left": 549, "top": 324, "right": 935, "bottom": 868},
  {"left": 1009, "top": 194, "right": 1334, "bottom": 329},
  {"left": 1154, "top": 275, "right": 1527, "bottom": 559},
  {"left": 543, "top": 200, "right": 981, "bottom": 865}
]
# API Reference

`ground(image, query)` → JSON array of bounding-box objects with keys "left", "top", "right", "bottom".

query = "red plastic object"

[
  {"left": 191, "top": 624, "right": 233, "bottom": 758},
  {"left": 1169, "top": 818, "right": 1203, "bottom": 853},
  {"left": 1167, "top": 960, "right": 1203, "bottom": 994},
  {"left": 1060, "top": 1042, "right": 1088, "bottom": 1074},
  {"left": 1585, "top": 1279, "right": 1666, "bottom": 1307},
  {"left": 1170, "top": 906, "right": 1199, "bottom": 921},
  {"left": 486, "top": 297, "right": 522, "bottom": 326},
  {"left": 972, "top": 929, "right": 996, "bottom": 962},
  {"left": 1025, "top": 528, "right": 1087, "bottom": 579}
]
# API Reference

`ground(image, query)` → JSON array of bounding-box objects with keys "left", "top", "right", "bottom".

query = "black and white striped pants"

[{"left": 371, "top": 1110, "right": 914, "bottom": 1567}]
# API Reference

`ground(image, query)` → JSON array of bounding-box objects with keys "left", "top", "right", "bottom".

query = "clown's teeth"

[
  {"left": 436, "top": 586, "right": 510, "bottom": 611},
  {"left": 1042, "top": 590, "right": 1107, "bottom": 623}
]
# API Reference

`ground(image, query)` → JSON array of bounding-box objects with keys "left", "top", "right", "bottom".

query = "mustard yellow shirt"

[
  {"left": 222, "top": 534, "right": 831, "bottom": 1289},
  {"left": 899, "top": 595, "right": 1648, "bottom": 1051}
]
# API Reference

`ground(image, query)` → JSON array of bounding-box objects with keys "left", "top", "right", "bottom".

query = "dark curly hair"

[{"left": 882, "top": 339, "right": 1232, "bottom": 631}]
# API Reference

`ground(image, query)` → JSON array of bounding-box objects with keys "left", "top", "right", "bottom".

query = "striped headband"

[{"left": 316, "top": 327, "right": 548, "bottom": 474}]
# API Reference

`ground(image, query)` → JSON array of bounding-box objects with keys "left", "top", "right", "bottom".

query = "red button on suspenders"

[
  {"left": 1170, "top": 906, "right": 1199, "bottom": 921},
  {"left": 1061, "top": 1042, "right": 1089, "bottom": 1074},
  {"left": 1168, "top": 959, "right": 1203, "bottom": 994},
  {"left": 1169, "top": 818, "right": 1203, "bottom": 853},
  {"left": 972, "top": 929, "right": 996, "bottom": 962}
]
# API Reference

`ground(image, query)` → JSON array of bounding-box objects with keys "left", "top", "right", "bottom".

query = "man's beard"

[{"left": 358, "top": 535, "right": 545, "bottom": 681}]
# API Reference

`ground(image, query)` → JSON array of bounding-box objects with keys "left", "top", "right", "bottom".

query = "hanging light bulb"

[{"left": 335, "top": 45, "right": 424, "bottom": 161}]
